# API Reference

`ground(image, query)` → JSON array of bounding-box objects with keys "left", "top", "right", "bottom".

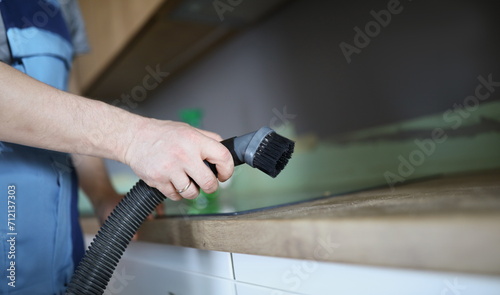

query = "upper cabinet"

[{"left": 71, "top": 0, "right": 292, "bottom": 100}]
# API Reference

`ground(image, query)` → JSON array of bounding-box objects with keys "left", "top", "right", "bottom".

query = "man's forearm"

[
  {"left": 0, "top": 62, "right": 139, "bottom": 162},
  {"left": 0, "top": 62, "right": 234, "bottom": 200}
]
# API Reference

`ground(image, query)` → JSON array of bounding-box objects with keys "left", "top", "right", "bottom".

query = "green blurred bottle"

[{"left": 179, "top": 108, "right": 220, "bottom": 214}]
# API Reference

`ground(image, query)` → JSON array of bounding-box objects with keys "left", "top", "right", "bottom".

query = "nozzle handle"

[{"left": 204, "top": 136, "right": 244, "bottom": 177}]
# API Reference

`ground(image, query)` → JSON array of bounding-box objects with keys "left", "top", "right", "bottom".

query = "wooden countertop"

[{"left": 81, "top": 169, "right": 500, "bottom": 276}]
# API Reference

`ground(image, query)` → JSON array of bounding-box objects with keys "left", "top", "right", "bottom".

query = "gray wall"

[{"left": 134, "top": 0, "right": 499, "bottom": 139}]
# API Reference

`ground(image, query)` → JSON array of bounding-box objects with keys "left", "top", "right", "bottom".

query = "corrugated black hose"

[{"left": 66, "top": 180, "right": 165, "bottom": 294}]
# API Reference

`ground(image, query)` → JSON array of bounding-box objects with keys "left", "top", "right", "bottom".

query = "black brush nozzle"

[
  {"left": 252, "top": 130, "right": 295, "bottom": 177},
  {"left": 214, "top": 127, "right": 294, "bottom": 177}
]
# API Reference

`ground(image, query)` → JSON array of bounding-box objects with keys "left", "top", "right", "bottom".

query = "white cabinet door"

[
  {"left": 104, "top": 256, "right": 236, "bottom": 295},
  {"left": 232, "top": 253, "right": 500, "bottom": 295},
  {"left": 84, "top": 236, "right": 234, "bottom": 279}
]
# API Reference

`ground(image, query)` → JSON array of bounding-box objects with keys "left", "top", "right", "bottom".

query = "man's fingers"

[
  {"left": 131, "top": 122, "right": 235, "bottom": 201},
  {"left": 187, "top": 163, "right": 219, "bottom": 194},
  {"left": 200, "top": 141, "right": 234, "bottom": 182},
  {"left": 197, "top": 130, "right": 234, "bottom": 182},
  {"left": 171, "top": 175, "right": 200, "bottom": 200},
  {"left": 154, "top": 182, "right": 183, "bottom": 201}
]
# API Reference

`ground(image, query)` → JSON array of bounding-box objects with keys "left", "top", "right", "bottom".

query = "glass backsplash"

[{"left": 79, "top": 101, "right": 500, "bottom": 217}]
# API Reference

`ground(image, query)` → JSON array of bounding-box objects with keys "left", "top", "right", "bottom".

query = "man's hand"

[{"left": 123, "top": 119, "right": 234, "bottom": 201}]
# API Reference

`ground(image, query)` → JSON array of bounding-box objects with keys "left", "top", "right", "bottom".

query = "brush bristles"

[{"left": 253, "top": 132, "right": 295, "bottom": 177}]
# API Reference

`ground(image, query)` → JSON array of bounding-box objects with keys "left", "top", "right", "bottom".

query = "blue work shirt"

[{"left": 0, "top": 1, "right": 89, "bottom": 294}]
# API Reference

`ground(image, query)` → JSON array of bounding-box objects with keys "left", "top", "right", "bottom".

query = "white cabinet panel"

[
  {"left": 84, "top": 235, "right": 234, "bottom": 279},
  {"left": 232, "top": 253, "right": 500, "bottom": 295},
  {"left": 104, "top": 255, "right": 236, "bottom": 295},
  {"left": 83, "top": 235, "right": 500, "bottom": 295}
]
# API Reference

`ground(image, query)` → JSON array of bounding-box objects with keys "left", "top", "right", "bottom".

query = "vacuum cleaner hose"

[{"left": 66, "top": 180, "right": 165, "bottom": 294}]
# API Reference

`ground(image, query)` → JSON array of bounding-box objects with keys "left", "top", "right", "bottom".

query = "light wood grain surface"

[
  {"left": 81, "top": 169, "right": 500, "bottom": 275},
  {"left": 71, "top": 0, "right": 238, "bottom": 100},
  {"left": 74, "top": 0, "right": 166, "bottom": 91}
]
